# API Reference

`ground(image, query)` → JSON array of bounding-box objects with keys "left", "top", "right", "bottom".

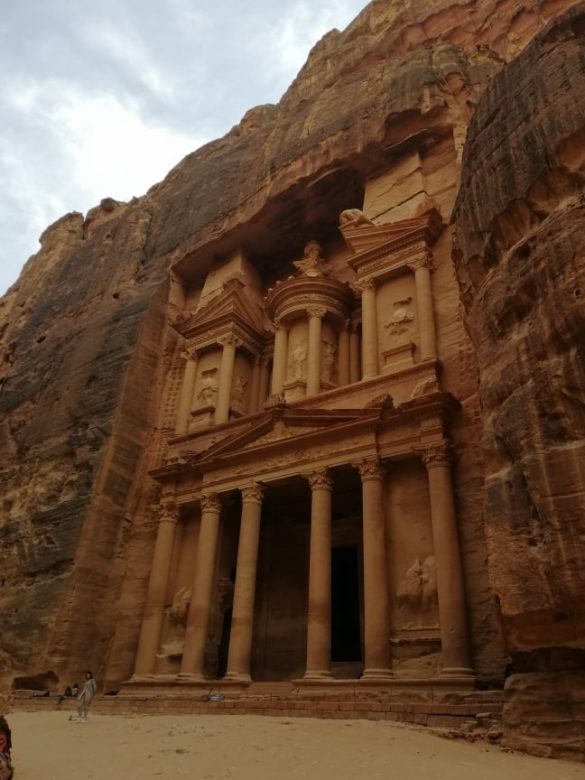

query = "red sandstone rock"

[
  {"left": 453, "top": 3, "right": 585, "bottom": 760},
  {"left": 0, "top": 0, "right": 581, "bottom": 758}
]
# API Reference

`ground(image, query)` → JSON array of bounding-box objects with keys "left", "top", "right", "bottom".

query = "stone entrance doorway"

[{"left": 331, "top": 545, "right": 362, "bottom": 666}]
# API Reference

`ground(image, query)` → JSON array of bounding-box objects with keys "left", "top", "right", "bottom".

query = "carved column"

[
  {"left": 216, "top": 336, "right": 237, "bottom": 424},
  {"left": 349, "top": 322, "right": 360, "bottom": 384},
  {"left": 304, "top": 469, "right": 334, "bottom": 679},
  {"left": 337, "top": 321, "right": 350, "bottom": 386},
  {"left": 359, "top": 279, "right": 379, "bottom": 379},
  {"left": 408, "top": 255, "right": 437, "bottom": 362},
  {"left": 225, "top": 483, "right": 264, "bottom": 681},
  {"left": 358, "top": 458, "right": 392, "bottom": 679},
  {"left": 176, "top": 350, "right": 198, "bottom": 435},
  {"left": 258, "top": 357, "right": 270, "bottom": 409},
  {"left": 248, "top": 357, "right": 262, "bottom": 414},
  {"left": 422, "top": 443, "right": 473, "bottom": 677},
  {"left": 180, "top": 493, "right": 222, "bottom": 678},
  {"left": 307, "top": 306, "right": 326, "bottom": 396},
  {"left": 271, "top": 320, "right": 289, "bottom": 395},
  {"left": 133, "top": 504, "right": 179, "bottom": 676}
]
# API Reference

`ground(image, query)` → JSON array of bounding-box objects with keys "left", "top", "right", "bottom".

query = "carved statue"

[
  {"left": 397, "top": 558, "right": 422, "bottom": 607},
  {"left": 321, "top": 341, "right": 336, "bottom": 383},
  {"left": 293, "top": 241, "right": 328, "bottom": 277},
  {"left": 231, "top": 374, "right": 248, "bottom": 411},
  {"left": 384, "top": 297, "right": 414, "bottom": 339},
  {"left": 198, "top": 370, "right": 218, "bottom": 407},
  {"left": 168, "top": 585, "right": 191, "bottom": 627},
  {"left": 291, "top": 344, "right": 307, "bottom": 379},
  {"left": 396, "top": 555, "right": 439, "bottom": 629},
  {"left": 339, "top": 208, "right": 373, "bottom": 228},
  {"left": 421, "top": 555, "right": 438, "bottom": 611}
]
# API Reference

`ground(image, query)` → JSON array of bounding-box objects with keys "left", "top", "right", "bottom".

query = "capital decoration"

[
  {"left": 406, "top": 253, "right": 433, "bottom": 273},
  {"left": 355, "top": 277, "right": 375, "bottom": 293},
  {"left": 241, "top": 483, "right": 265, "bottom": 505},
  {"left": 159, "top": 503, "right": 178, "bottom": 524},
  {"left": 180, "top": 348, "right": 197, "bottom": 362},
  {"left": 421, "top": 442, "right": 451, "bottom": 469},
  {"left": 307, "top": 469, "right": 334, "bottom": 491},
  {"left": 200, "top": 492, "right": 221, "bottom": 513},
  {"left": 307, "top": 306, "right": 327, "bottom": 320},
  {"left": 218, "top": 334, "right": 240, "bottom": 349},
  {"left": 357, "top": 457, "right": 384, "bottom": 481}
]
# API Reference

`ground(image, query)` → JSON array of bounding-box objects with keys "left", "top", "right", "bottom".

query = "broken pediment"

[
  {"left": 340, "top": 208, "right": 444, "bottom": 257},
  {"left": 173, "top": 278, "right": 265, "bottom": 340}
]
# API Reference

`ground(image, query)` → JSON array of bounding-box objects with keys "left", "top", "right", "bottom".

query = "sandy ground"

[{"left": 8, "top": 711, "right": 584, "bottom": 780}]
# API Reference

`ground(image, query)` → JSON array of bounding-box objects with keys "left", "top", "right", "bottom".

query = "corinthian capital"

[
  {"left": 307, "top": 469, "right": 334, "bottom": 491},
  {"left": 407, "top": 252, "right": 433, "bottom": 273},
  {"left": 355, "top": 277, "right": 375, "bottom": 293},
  {"left": 159, "top": 503, "right": 178, "bottom": 524},
  {"left": 241, "top": 483, "right": 264, "bottom": 505},
  {"left": 307, "top": 306, "right": 327, "bottom": 320},
  {"left": 200, "top": 492, "right": 221, "bottom": 513},
  {"left": 356, "top": 457, "right": 384, "bottom": 481},
  {"left": 421, "top": 442, "right": 451, "bottom": 469}
]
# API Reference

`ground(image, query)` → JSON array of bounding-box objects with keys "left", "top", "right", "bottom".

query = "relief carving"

[
  {"left": 197, "top": 369, "right": 218, "bottom": 407},
  {"left": 384, "top": 297, "right": 414, "bottom": 341},
  {"left": 168, "top": 585, "right": 192, "bottom": 627},
  {"left": 321, "top": 341, "right": 336, "bottom": 383},
  {"left": 339, "top": 208, "right": 373, "bottom": 228},
  {"left": 290, "top": 343, "right": 307, "bottom": 379},
  {"left": 231, "top": 374, "right": 248, "bottom": 413},
  {"left": 293, "top": 241, "right": 328, "bottom": 277},
  {"left": 396, "top": 555, "right": 438, "bottom": 629}
]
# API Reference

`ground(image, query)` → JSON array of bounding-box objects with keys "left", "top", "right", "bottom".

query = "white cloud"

[{"left": 80, "top": 20, "right": 175, "bottom": 101}]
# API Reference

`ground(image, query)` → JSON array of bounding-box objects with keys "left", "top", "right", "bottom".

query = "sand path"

[{"left": 8, "top": 711, "right": 584, "bottom": 779}]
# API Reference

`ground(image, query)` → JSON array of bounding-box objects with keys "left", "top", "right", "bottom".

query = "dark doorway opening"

[{"left": 331, "top": 546, "right": 361, "bottom": 662}]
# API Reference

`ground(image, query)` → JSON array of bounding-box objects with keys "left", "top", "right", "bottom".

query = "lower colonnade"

[{"left": 130, "top": 442, "right": 474, "bottom": 689}]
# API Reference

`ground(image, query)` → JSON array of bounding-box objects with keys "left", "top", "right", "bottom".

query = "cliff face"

[
  {"left": 453, "top": 4, "right": 585, "bottom": 760},
  {"left": 0, "top": 0, "right": 581, "bottom": 753}
]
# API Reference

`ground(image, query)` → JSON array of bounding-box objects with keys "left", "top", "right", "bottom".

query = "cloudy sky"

[{"left": 0, "top": 0, "right": 367, "bottom": 295}]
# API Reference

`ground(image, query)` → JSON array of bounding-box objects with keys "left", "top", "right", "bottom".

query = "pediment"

[
  {"left": 175, "top": 282, "right": 264, "bottom": 338},
  {"left": 196, "top": 406, "right": 378, "bottom": 463},
  {"left": 341, "top": 209, "right": 443, "bottom": 256}
]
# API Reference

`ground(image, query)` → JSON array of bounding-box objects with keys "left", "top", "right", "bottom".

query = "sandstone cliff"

[
  {"left": 0, "top": 0, "right": 580, "bottom": 755},
  {"left": 453, "top": 3, "right": 585, "bottom": 760}
]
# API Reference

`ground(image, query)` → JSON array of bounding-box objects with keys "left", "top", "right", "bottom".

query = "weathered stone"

[
  {"left": 453, "top": 3, "right": 585, "bottom": 760},
  {"left": 0, "top": 0, "right": 582, "bottom": 758}
]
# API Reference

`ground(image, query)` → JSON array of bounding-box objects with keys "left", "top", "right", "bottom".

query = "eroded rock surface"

[
  {"left": 0, "top": 0, "right": 581, "bottom": 757},
  {"left": 453, "top": 4, "right": 585, "bottom": 760}
]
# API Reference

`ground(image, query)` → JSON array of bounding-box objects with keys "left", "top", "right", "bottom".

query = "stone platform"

[{"left": 14, "top": 682, "right": 503, "bottom": 731}]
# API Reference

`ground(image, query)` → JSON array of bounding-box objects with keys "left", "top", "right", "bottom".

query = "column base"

[
  {"left": 302, "top": 670, "right": 333, "bottom": 681},
  {"left": 360, "top": 668, "right": 394, "bottom": 682},
  {"left": 176, "top": 672, "right": 207, "bottom": 683},
  {"left": 439, "top": 667, "right": 475, "bottom": 679},
  {"left": 222, "top": 672, "right": 252, "bottom": 684}
]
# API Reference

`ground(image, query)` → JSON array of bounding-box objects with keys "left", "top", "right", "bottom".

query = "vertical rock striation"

[{"left": 453, "top": 4, "right": 585, "bottom": 761}]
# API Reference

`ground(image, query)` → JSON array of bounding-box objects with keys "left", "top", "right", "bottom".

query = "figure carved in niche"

[
  {"left": 169, "top": 585, "right": 192, "bottom": 627},
  {"left": 396, "top": 555, "right": 438, "bottom": 629},
  {"left": 231, "top": 374, "right": 248, "bottom": 412},
  {"left": 198, "top": 369, "right": 218, "bottom": 407},
  {"left": 293, "top": 241, "right": 328, "bottom": 277},
  {"left": 291, "top": 344, "right": 307, "bottom": 379},
  {"left": 384, "top": 297, "right": 414, "bottom": 341},
  {"left": 339, "top": 208, "right": 373, "bottom": 228},
  {"left": 321, "top": 341, "right": 336, "bottom": 383}
]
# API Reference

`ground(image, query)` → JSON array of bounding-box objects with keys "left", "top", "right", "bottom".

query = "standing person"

[
  {"left": 76, "top": 670, "right": 97, "bottom": 722},
  {"left": 0, "top": 716, "right": 13, "bottom": 780}
]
